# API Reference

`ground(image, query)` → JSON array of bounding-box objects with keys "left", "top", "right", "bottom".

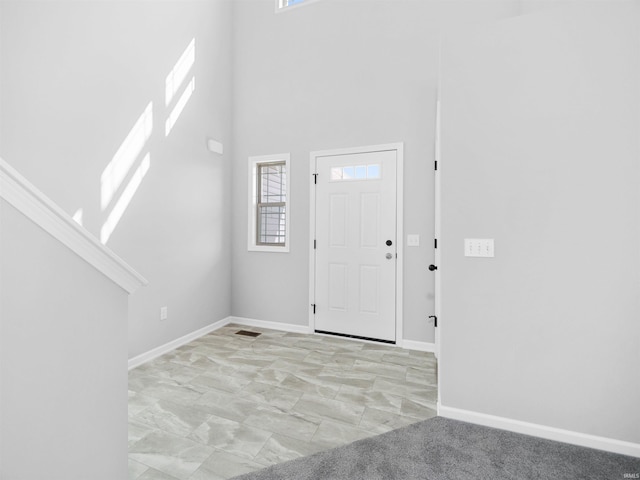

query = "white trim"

[
  {"left": 229, "top": 316, "right": 313, "bottom": 335},
  {"left": 401, "top": 340, "right": 437, "bottom": 353},
  {"left": 438, "top": 404, "right": 640, "bottom": 458},
  {"left": 128, "top": 317, "right": 231, "bottom": 370},
  {"left": 0, "top": 158, "right": 148, "bottom": 294},
  {"left": 247, "top": 153, "right": 291, "bottom": 253},
  {"left": 396, "top": 144, "right": 404, "bottom": 345},
  {"left": 308, "top": 142, "right": 404, "bottom": 344},
  {"left": 434, "top": 99, "right": 441, "bottom": 361}
]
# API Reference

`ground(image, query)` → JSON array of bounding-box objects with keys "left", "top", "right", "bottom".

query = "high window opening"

[{"left": 276, "top": 0, "right": 319, "bottom": 12}]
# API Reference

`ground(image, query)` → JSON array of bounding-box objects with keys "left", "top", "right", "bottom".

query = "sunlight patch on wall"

[
  {"left": 101, "top": 154, "right": 150, "bottom": 244},
  {"left": 101, "top": 102, "right": 153, "bottom": 210},
  {"left": 165, "top": 38, "right": 196, "bottom": 137},
  {"left": 165, "top": 76, "right": 195, "bottom": 136},
  {"left": 72, "top": 208, "right": 83, "bottom": 226},
  {"left": 166, "top": 38, "right": 195, "bottom": 106}
]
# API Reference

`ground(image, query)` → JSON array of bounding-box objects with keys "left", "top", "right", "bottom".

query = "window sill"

[{"left": 248, "top": 244, "right": 290, "bottom": 253}]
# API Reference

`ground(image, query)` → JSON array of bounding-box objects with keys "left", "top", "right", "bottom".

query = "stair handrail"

[{"left": 0, "top": 157, "right": 148, "bottom": 294}]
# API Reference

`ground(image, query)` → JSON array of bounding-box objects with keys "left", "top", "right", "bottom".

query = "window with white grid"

[{"left": 248, "top": 154, "right": 290, "bottom": 252}]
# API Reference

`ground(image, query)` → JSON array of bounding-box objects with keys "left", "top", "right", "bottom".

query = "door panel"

[{"left": 315, "top": 150, "right": 397, "bottom": 342}]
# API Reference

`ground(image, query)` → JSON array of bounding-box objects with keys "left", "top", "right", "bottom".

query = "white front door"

[{"left": 313, "top": 149, "right": 397, "bottom": 342}]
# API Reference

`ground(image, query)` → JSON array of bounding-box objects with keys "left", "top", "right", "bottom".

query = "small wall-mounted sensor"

[
  {"left": 207, "top": 138, "right": 224, "bottom": 155},
  {"left": 160, "top": 306, "right": 168, "bottom": 320}
]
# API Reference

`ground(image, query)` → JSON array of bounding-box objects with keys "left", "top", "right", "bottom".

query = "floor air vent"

[{"left": 235, "top": 330, "right": 261, "bottom": 337}]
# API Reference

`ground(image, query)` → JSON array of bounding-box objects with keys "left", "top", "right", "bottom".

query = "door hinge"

[
  {"left": 312, "top": 173, "right": 318, "bottom": 184},
  {"left": 429, "top": 315, "right": 437, "bottom": 327},
  {"left": 434, "top": 161, "right": 438, "bottom": 171},
  {"left": 314, "top": 239, "right": 316, "bottom": 249},
  {"left": 434, "top": 238, "right": 438, "bottom": 249},
  {"left": 311, "top": 304, "right": 316, "bottom": 314}
]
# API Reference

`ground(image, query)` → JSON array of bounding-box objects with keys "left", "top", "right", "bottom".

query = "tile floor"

[{"left": 128, "top": 324, "right": 438, "bottom": 480}]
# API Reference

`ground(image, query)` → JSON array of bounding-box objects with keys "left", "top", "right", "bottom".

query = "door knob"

[
  {"left": 428, "top": 264, "right": 438, "bottom": 271},
  {"left": 386, "top": 253, "right": 393, "bottom": 259}
]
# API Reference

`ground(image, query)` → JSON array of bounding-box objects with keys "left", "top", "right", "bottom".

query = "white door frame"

[
  {"left": 435, "top": 95, "right": 442, "bottom": 412},
  {"left": 434, "top": 99, "right": 441, "bottom": 360},
  {"left": 308, "top": 143, "right": 404, "bottom": 344}
]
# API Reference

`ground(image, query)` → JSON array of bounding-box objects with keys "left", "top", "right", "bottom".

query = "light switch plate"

[
  {"left": 407, "top": 234, "right": 420, "bottom": 247},
  {"left": 464, "top": 238, "right": 494, "bottom": 257}
]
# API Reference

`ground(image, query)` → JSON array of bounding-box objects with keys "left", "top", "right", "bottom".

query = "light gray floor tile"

[
  {"left": 292, "top": 394, "right": 366, "bottom": 426},
  {"left": 137, "top": 467, "right": 181, "bottom": 480},
  {"left": 294, "top": 339, "right": 342, "bottom": 353},
  {"left": 270, "top": 357, "right": 324, "bottom": 375},
  {"left": 187, "top": 356, "right": 238, "bottom": 376},
  {"left": 238, "top": 381, "right": 302, "bottom": 410},
  {"left": 372, "top": 376, "right": 437, "bottom": 401},
  {"left": 194, "top": 389, "right": 277, "bottom": 423},
  {"left": 401, "top": 394, "right": 437, "bottom": 413},
  {"left": 129, "top": 373, "right": 167, "bottom": 393},
  {"left": 189, "top": 372, "right": 251, "bottom": 393},
  {"left": 188, "top": 415, "right": 272, "bottom": 460},
  {"left": 335, "top": 385, "right": 403, "bottom": 415},
  {"left": 251, "top": 367, "right": 289, "bottom": 386},
  {"left": 405, "top": 366, "right": 437, "bottom": 386},
  {"left": 138, "top": 380, "right": 208, "bottom": 405},
  {"left": 136, "top": 363, "right": 204, "bottom": 384},
  {"left": 301, "top": 350, "right": 334, "bottom": 365},
  {"left": 280, "top": 372, "right": 341, "bottom": 398},
  {"left": 129, "top": 390, "right": 159, "bottom": 418},
  {"left": 129, "top": 326, "right": 438, "bottom": 479},
  {"left": 352, "top": 359, "right": 407, "bottom": 379},
  {"left": 358, "top": 407, "right": 422, "bottom": 434},
  {"left": 316, "top": 336, "right": 365, "bottom": 351},
  {"left": 253, "top": 433, "right": 324, "bottom": 467},
  {"left": 189, "top": 450, "right": 266, "bottom": 480},
  {"left": 228, "top": 351, "right": 279, "bottom": 368},
  {"left": 244, "top": 409, "right": 322, "bottom": 442},
  {"left": 316, "top": 367, "right": 377, "bottom": 389},
  {"left": 330, "top": 350, "right": 384, "bottom": 365},
  {"left": 310, "top": 419, "right": 372, "bottom": 450},
  {"left": 381, "top": 352, "right": 432, "bottom": 368},
  {"left": 129, "top": 458, "right": 149, "bottom": 479},
  {"left": 129, "top": 430, "right": 214, "bottom": 480},
  {"left": 262, "top": 345, "right": 310, "bottom": 361},
  {"left": 133, "top": 399, "right": 212, "bottom": 437},
  {"left": 400, "top": 397, "right": 437, "bottom": 420},
  {"left": 130, "top": 419, "right": 156, "bottom": 448}
]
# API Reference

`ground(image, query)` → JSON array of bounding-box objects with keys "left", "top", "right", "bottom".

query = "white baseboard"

[
  {"left": 438, "top": 404, "right": 640, "bottom": 458},
  {"left": 128, "top": 317, "right": 231, "bottom": 370},
  {"left": 228, "top": 316, "right": 313, "bottom": 335},
  {"left": 401, "top": 339, "right": 437, "bottom": 353}
]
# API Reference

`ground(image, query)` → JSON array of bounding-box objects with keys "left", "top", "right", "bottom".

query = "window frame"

[
  {"left": 275, "top": 0, "right": 322, "bottom": 13},
  {"left": 248, "top": 153, "right": 291, "bottom": 253}
]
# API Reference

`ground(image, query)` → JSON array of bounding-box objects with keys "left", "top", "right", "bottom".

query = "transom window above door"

[{"left": 330, "top": 164, "right": 381, "bottom": 181}]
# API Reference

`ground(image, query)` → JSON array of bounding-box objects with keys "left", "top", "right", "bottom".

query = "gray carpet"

[{"left": 232, "top": 417, "right": 640, "bottom": 480}]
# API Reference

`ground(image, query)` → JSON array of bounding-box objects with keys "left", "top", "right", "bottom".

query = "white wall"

[
  {"left": 0, "top": 1, "right": 233, "bottom": 359},
  {"left": 440, "top": 2, "right": 640, "bottom": 445},
  {"left": 230, "top": 0, "right": 520, "bottom": 343},
  {"left": 0, "top": 200, "right": 129, "bottom": 479}
]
